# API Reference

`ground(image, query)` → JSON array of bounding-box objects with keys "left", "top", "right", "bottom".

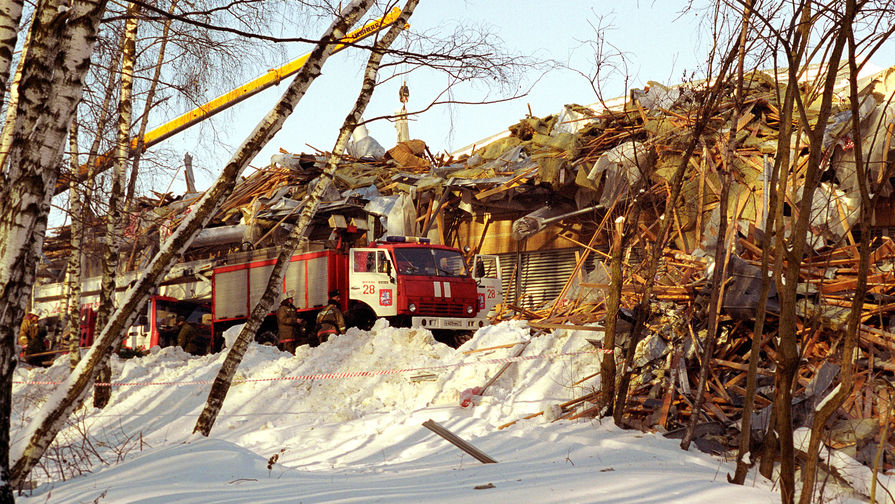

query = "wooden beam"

[
  {"left": 527, "top": 322, "right": 606, "bottom": 332},
  {"left": 422, "top": 420, "right": 497, "bottom": 464}
]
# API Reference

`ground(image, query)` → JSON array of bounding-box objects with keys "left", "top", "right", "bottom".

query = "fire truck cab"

[{"left": 348, "top": 237, "right": 485, "bottom": 331}]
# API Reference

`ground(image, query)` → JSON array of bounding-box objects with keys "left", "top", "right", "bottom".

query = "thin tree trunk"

[
  {"left": 683, "top": 0, "right": 757, "bottom": 450},
  {"left": 193, "top": 0, "right": 417, "bottom": 437},
  {"left": 9, "top": 0, "right": 373, "bottom": 487},
  {"left": 733, "top": 15, "right": 807, "bottom": 483},
  {"left": 95, "top": 2, "right": 138, "bottom": 409},
  {"left": 775, "top": 25, "right": 849, "bottom": 504},
  {"left": 0, "top": 0, "right": 108, "bottom": 494},
  {"left": 600, "top": 216, "right": 624, "bottom": 414},
  {"left": 798, "top": 4, "right": 865, "bottom": 501},
  {"left": 125, "top": 0, "right": 172, "bottom": 202},
  {"left": 681, "top": 150, "right": 731, "bottom": 451},
  {"left": 66, "top": 110, "right": 83, "bottom": 370}
]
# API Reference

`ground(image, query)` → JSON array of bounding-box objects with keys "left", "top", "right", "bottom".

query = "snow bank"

[{"left": 12, "top": 321, "right": 779, "bottom": 503}]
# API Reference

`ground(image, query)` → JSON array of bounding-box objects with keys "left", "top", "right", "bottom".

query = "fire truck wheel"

[
  {"left": 452, "top": 331, "right": 474, "bottom": 348},
  {"left": 256, "top": 330, "right": 277, "bottom": 346},
  {"left": 347, "top": 307, "right": 376, "bottom": 331}
]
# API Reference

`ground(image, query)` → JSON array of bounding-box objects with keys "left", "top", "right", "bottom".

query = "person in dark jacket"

[
  {"left": 176, "top": 316, "right": 205, "bottom": 355},
  {"left": 316, "top": 289, "right": 346, "bottom": 344},
  {"left": 277, "top": 292, "right": 301, "bottom": 353}
]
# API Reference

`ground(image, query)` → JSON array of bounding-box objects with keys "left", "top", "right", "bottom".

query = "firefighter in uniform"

[
  {"left": 277, "top": 291, "right": 302, "bottom": 353},
  {"left": 176, "top": 315, "right": 205, "bottom": 355},
  {"left": 19, "top": 312, "right": 46, "bottom": 366},
  {"left": 316, "top": 289, "right": 346, "bottom": 344}
]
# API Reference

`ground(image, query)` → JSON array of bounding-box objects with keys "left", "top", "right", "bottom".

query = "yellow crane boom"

[{"left": 60, "top": 6, "right": 403, "bottom": 194}]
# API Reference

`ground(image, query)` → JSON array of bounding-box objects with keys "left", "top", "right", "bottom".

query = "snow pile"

[{"left": 11, "top": 321, "right": 782, "bottom": 503}]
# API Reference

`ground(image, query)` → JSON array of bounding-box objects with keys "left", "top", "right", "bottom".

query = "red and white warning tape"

[{"left": 13, "top": 347, "right": 612, "bottom": 388}]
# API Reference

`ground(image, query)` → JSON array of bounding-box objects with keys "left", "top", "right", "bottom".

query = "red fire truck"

[{"left": 211, "top": 237, "right": 500, "bottom": 346}]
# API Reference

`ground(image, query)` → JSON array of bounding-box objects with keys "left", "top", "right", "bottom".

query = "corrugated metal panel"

[
  {"left": 497, "top": 249, "right": 581, "bottom": 311},
  {"left": 285, "top": 260, "right": 307, "bottom": 309},
  {"left": 248, "top": 264, "right": 275, "bottom": 309},
  {"left": 215, "top": 269, "right": 247, "bottom": 319},
  {"left": 284, "top": 255, "right": 331, "bottom": 309},
  {"left": 307, "top": 256, "right": 330, "bottom": 308}
]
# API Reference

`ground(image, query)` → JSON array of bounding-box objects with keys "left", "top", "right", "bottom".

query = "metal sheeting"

[
  {"left": 285, "top": 255, "right": 330, "bottom": 309},
  {"left": 248, "top": 264, "right": 275, "bottom": 313},
  {"left": 497, "top": 248, "right": 583, "bottom": 311},
  {"left": 215, "top": 269, "right": 248, "bottom": 319}
]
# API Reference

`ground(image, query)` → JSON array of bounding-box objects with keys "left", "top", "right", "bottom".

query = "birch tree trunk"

[
  {"left": 66, "top": 111, "right": 84, "bottom": 370},
  {"left": 193, "top": 0, "right": 417, "bottom": 437},
  {"left": 0, "top": 0, "right": 109, "bottom": 494},
  {"left": 0, "top": 0, "right": 23, "bottom": 104},
  {"left": 125, "top": 0, "right": 170, "bottom": 203},
  {"left": 94, "top": 2, "right": 138, "bottom": 409},
  {"left": 0, "top": 7, "right": 31, "bottom": 171},
  {"left": 9, "top": 0, "right": 374, "bottom": 487}
]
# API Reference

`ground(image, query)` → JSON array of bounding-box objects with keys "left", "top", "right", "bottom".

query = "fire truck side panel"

[
  {"left": 248, "top": 262, "right": 276, "bottom": 314},
  {"left": 284, "top": 251, "right": 334, "bottom": 310},
  {"left": 285, "top": 257, "right": 307, "bottom": 308},
  {"left": 213, "top": 263, "right": 250, "bottom": 321},
  {"left": 213, "top": 250, "right": 346, "bottom": 324}
]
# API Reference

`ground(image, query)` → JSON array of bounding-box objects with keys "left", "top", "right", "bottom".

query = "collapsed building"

[{"left": 32, "top": 62, "right": 895, "bottom": 480}]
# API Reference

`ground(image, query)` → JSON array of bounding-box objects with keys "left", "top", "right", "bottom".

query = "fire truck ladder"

[{"left": 57, "top": 6, "right": 404, "bottom": 195}]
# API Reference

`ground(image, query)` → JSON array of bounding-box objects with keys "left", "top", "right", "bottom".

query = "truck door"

[
  {"left": 349, "top": 248, "right": 398, "bottom": 317},
  {"left": 472, "top": 254, "right": 502, "bottom": 318}
]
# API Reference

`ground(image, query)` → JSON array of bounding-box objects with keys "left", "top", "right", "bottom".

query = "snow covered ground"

[{"left": 12, "top": 321, "right": 782, "bottom": 503}]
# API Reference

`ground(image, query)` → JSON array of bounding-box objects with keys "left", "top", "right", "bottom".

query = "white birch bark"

[
  {"left": 0, "top": 0, "right": 108, "bottom": 494},
  {"left": 125, "top": 0, "right": 169, "bottom": 203},
  {"left": 9, "top": 0, "right": 371, "bottom": 487},
  {"left": 66, "top": 115, "right": 83, "bottom": 371},
  {"left": 94, "top": 2, "right": 138, "bottom": 408},
  {"left": 0, "top": 6, "right": 31, "bottom": 173},
  {"left": 193, "top": 0, "right": 417, "bottom": 437},
  {"left": 0, "top": 0, "right": 24, "bottom": 105}
]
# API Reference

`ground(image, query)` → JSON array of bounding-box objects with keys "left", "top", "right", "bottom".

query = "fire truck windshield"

[{"left": 393, "top": 247, "right": 469, "bottom": 277}]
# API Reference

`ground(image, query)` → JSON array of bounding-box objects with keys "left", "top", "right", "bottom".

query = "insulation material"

[
  {"left": 386, "top": 139, "right": 429, "bottom": 168},
  {"left": 587, "top": 141, "right": 652, "bottom": 207},
  {"left": 386, "top": 192, "right": 417, "bottom": 237},
  {"left": 346, "top": 123, "right": 385, "bottom": 160}
]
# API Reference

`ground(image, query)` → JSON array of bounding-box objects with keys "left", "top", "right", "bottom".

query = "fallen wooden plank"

[
  {"left": 711, "top": 358, "right": 774, "bottom": 376},
  {"left": 422, "top": 419, "right": 497, "bottom": 464},
  {"left": 498, "top": 411, "right": 544, "bottom": 430},
  {"left": 462, "top": 343, "right": 521, "bottom": 355},
  {"left": 527, "top": 322, "right": 605, "bottom": 332},
  {"left": 478, "top": 341, "right": 531, "bottom": 398}
]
